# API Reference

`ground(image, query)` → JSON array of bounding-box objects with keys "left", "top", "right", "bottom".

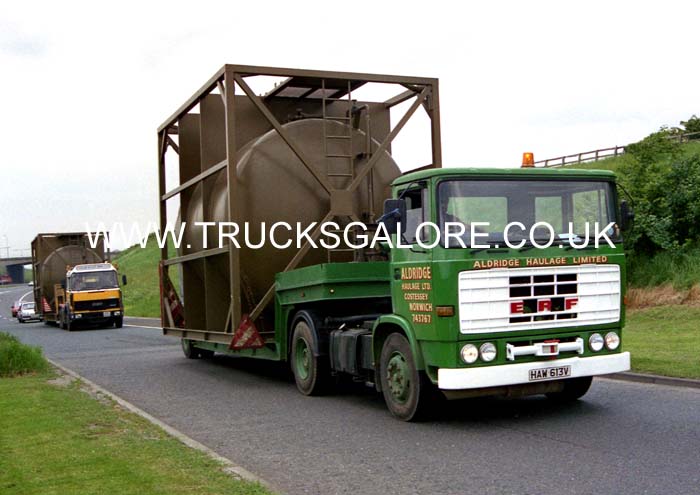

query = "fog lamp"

[
  {"left": 460, "top": 344, "right": 479, "bottom": 364},
  {"left": 605, "top": 332, "right": 620, "bottom": 350},
  {"left": 589, "top": 333, "right": 604, "bottom": 352}
]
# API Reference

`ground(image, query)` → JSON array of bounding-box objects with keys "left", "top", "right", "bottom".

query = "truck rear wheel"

[
  {"left": 291, "top": 318, "right": 329, "bottom": 396},
  {"left": 379, "top": 333, "right": 435, "bottom": 421},
  {"left": 546, "top": 376, "right": 593, "bottom": 403}
]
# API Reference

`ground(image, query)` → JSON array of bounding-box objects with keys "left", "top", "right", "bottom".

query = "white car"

[{"left": 17, "top": 301, "right": 41, "bottom": 323}]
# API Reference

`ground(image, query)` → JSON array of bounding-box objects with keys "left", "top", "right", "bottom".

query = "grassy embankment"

[
  {"left": 114, "top": 235, "right": 179, "bottom": 318},
  {"left": 0, "top": 333, "right": 271, "bottom": 495}
]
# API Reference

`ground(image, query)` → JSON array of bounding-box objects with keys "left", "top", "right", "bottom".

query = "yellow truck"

[{"left": 32, "top": 233, "right": 126, "bottom": 330}]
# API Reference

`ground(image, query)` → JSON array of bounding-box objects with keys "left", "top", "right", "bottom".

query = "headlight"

[
  {"left": 75, "top": 314, "right": 82, "bottom": 319},
  {"left": 479, "top": 342, "right": 497, "bottom": 362},
  {"left": 605, "top": 332, "right": 620, "bottom": 350},
  {"left": 589, "top": 333, "right": 604, "bottom": 352},
  {"left": 460, "top": 344, "right": 479, "bottom": 364}
]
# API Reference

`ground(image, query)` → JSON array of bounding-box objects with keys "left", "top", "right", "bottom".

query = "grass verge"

[
  {"left": 0, "top": 332, "right": 49, "bottom": 377},
  {"left": 0, "top": 371, "right": 271, "bottom": 495},
  {"left": 625, "top": 305, "right": 700, "bottom": 379}
]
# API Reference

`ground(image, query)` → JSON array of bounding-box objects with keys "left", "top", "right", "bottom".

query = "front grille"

[
  {"left": 74, "top": 298, "right": 120, "bottom": 311},
  {"left": 509, "top": 273, "right": 578, "bottom": 323},
  {"left": 458, "top": 264, "right": 620, "bottom": 334}
]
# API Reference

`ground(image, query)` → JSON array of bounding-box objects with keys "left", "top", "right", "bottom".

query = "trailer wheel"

[
  {"left": 379, "top": 333, "right": 435, "bottom": 421},
  {"left": 198, "top": 349, "right": 214, "bottom": 359},
  {"left": 546, "top": 376, "right": 593, "bottom": 403},
  {"left": 181, "top": 339, "right": 200, "bottom": 359},
  {"left": 291, "top": 319, "right": 329, "bottom": 396}
]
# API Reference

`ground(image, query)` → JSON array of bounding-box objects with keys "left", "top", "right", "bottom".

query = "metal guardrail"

[
  {"left": 536, "top": 146, "right": 625, "bottom": 168},
  {"left": 536, "top": 131, "right": 700, "bottom": 168},
  {"left": 669, "top": 130, "right": 700, "bottom": 143}
]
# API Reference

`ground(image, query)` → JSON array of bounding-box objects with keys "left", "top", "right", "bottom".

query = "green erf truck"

[{"left": 157, "top": 65, "right": 631, "bottom": 420}]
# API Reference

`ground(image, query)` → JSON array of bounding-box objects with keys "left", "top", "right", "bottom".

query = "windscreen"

[
  {"left": 438, "top": 179, "right": 616, "bottom": 248},
  {"left": 70, "top": 271, "right": 118, "bottom": 291}
]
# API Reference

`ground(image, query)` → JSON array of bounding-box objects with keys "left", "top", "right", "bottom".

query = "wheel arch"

[
  {"left": 372, "top": 314, "right": 424, "bottom": 376},
  {"left": 289, "top": 309, "right": 324, "bottom": 359}
]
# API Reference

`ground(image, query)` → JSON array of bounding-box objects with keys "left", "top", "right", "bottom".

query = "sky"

[{"left": 1, "top": 0, "right": 698, "bottom": 252}]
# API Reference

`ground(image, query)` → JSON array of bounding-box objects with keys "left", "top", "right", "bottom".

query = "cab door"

[{"left": 390, "top": 183, "right": 435, "bottom": 334}]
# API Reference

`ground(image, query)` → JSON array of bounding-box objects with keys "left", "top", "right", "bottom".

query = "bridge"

[{"left": 0, "top": 257, "right": 32, "bottom": 284}]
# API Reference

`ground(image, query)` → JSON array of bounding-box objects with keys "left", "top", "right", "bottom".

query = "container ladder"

[{"left": 321, "top": 79, "right": 355, "bottom": 181}]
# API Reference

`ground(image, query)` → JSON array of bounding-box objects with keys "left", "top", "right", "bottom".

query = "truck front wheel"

[
  {"left": 379, "top": 333, "right": 435, "bottom": 421},
  {"left": 291, "top": 319, "right": 329, "bottom": 396},
  {"left": 114, "top": 316, "right": 123, "bottom": 328},
  {"left": 545, "top": 376, "right": 593, "bottom": 403}
]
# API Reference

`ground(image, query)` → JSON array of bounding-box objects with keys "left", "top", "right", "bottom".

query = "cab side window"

[{"left": 403, "top": 188, "right": 426, "bottom": 244}]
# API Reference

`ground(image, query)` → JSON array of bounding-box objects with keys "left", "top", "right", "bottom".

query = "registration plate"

[
  {"left": 529, "top": 365, "right": 571, "bottom": 382},
  {"left": 103, "top": 312, "right": 111, "bottom": 317}
]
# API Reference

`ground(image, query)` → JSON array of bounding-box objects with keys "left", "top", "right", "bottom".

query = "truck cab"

[
  {"left": 370, "top": 167, "right": 630, "bottom": 419},
  {"left": 57, "top": 263, "right": 125, "bottom": 330}
]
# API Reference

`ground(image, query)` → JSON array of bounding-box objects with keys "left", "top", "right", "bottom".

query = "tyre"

[
  {"left": 198, "top": 348, "right": 215, "bottom": 359},
  {"left": 18, "top": 318, "right": 24, "bottom": 324},
  {"left": 290, "top": 317, "right": 330, "bottom": 396},
  {"left": 114, "top": 317, "right": 123, "bottom": 328},
  {"left": 546, "top": 376, "right": 593, "bottom": 403},
  {"left": 181, "top": 339, "right": 200, "bottom": 359},
  {"left": 379, "top": 333, "right": 436, "bottom": 421}
]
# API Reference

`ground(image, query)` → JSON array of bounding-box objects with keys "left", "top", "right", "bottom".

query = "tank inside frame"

[{"left": 162, "top": 75, "right": 426, "bottom": 334}]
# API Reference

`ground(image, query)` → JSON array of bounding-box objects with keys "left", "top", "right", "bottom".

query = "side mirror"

[
  {"left": 379, "top": 199, "right": 407, "bottom": 236},
  {"left": 620, "top": 200, "right": 634, "bottom": 231},
  {"left": 122, "top": 274, "right": 128, "bottom": 286}
]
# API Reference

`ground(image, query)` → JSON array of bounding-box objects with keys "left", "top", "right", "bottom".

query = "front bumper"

[
  {"left": 71, "top": 310, "right": 121, "bottom": 320},
  {"left": 437, "top": 352, "right": 630, "bottom": 390}
]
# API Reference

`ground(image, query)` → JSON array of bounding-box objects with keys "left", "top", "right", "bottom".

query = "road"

[{"left": 1, "top": 284, "right": 699, "bottom": 495}]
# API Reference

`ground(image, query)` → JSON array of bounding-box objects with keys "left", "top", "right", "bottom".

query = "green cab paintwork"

[{"left": 388, "top": 167, "right": 626, "bottom": 378}]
